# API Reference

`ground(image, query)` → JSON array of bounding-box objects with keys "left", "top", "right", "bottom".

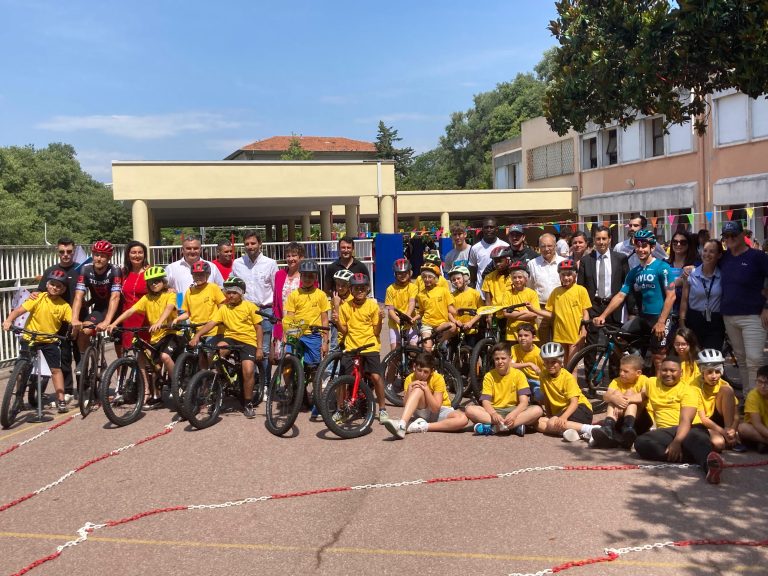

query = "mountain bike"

[
  {"left": 170, "top": 323, "right": 224, "bottom": 419},
  {"left": 321, "top": 343, "right": 377, "bottom": 438},
  {"left": 77, "top": 324, "right": 117, "bottom": 418}
]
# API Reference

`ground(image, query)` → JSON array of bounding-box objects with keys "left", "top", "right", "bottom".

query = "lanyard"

[{"left": 700, "top": 272, "right": 717, "bottom": 321}]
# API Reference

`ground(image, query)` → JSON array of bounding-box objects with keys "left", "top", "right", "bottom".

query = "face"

[
  {"left": 559, "top": 270, "right": 576, "bottom": 288},
  {"left": 756, "top": 375, "right": 768, "bottom": 397},
  {"left": 243, "top": 236, "right": 261, "bottom": 258},
  {"left": 633, "top": 240, "right": 652, "bottom": 262},
  {"left": 659, "top": 361, "right": 682, "bottom": 386},
  {"left": 593, "top": 231, "right": 611, "bottom": 254},
  {"left": 413, "top": 364, "right": 433, "bottom": 381},
  {"left": 224, "top": 290, "right": 242, "bottom": 304},
  {"left": 508, "top": 232, "right": 524, "bottom": 249},
  {"left": 192, "top": 272, "right": 207, "bottom": 286},
  {"left": 182, "top": 240, "right": 202, "bottom": 264},
  {"left": 543, "top": 357, "right": 563, "bottom": 376},
  {"left": 627, "top": 218, "right": 643, "bottom": 238},
  {"left": 421, "top": 272, "right": 437, "bottom": 288},
  {"left": 128, "top": 246, "right": 145, "bottom": 268},
  {"left": 450, "top": 273, "right": 465, "bottom": 290},
  {"left": 722, "top": 231, "right": 744, "bottom": 250},
  {"left": 702, "top": 367, "right": 723, "bottom": 386},
  {"left": 57, "top": 243, "right": 74, "bottom": 266},
  {"left": 335, "top": 280, "right": 350, "bottom": 295},
  {"left": 285, "top": 250, "right": 301, "bottom": 270},
  {"left": 571, "top": 235, "right": 587, "bottom": 256},
  {"left": 339, "top": 241, "right": 354, "bottom": 260},
  {"left": 619, "top": 364, "right": 642, "bottom": 385},
  {"left": 452, "top": 230, "right": 467, "bottom": 247},
  {"left": 539, "top": 236, "right": 556, "bottom": 260},
  {"left": 394, "top": 270, "right": 410, "bottom": 285},
  {"left": 46, "top": 280, "right": 66, "bottom": 297},
  {"left": 351, "top": 284, "right": 369, "bottom": 301},
  {"left": 516, "top": 329, "right": 534, "bottom": 348},
  {"left": 494, "top": 256, "right": 510, "bottom": 272},
  {"left": 147, "top": 278, "right": 166, "bottom": 293},
  {"left": 92, "top": 251, "right": 110, "bottom": 269},
  {"left": 217, "top": 244, "right": 234, "bottom": 264},
  {"left": 511, "top": 271, "right": 527, "bottom": 291},
  {"left": 493, "top": 350, "right": 511, "bottom": 373},
  {"left": 300, "top": 272, "right": 316, "bottom": 288},
  {"left": 671, "top": 235, "right": 688, "bottom": 254},
  {"left": 673, "top": 335, "right": 690, "bottom": 357},
  {"left": 701, "top": 242, "right": 721, "bottom": 264},
  {"left": 482, "top": 220, "right": 498, "bottom": 243}
]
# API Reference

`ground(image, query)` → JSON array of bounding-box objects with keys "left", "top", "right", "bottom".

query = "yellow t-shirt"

[
  {"left": 453, "top": 288, "right": 483, "bottom": 333},
  {"left": 540, "top": 368, "right": 592, "bottom": 415},
  {"left": 384, "top": 282, "right": 418, "bottom": 330},
  {"left": 505, "top": 287, "right": 539, "bottom": 341},
  {"left": 607, "top": 374, "right": 647, "bottom": 394},
  {"left": 182, "top": 283, "right": 226, "bottom": 331},
  {"left": 680, "top": 360, "right": 701, "bottom": 385},
  {"left": 481, "top": 367, "right": 531, "bottom": 409},
  {"left": 131, "top": 291, "right": 178, "bottom": 343},
  {"left": 415, "top": 275, "right": 450, "bottom": 294},
  {"left": 285, "top": 287, "right": 331, "bottom": 335},
  {"left": 511, "top": 343, "right": 543, "bottom": 381},
  {"left": 546, "top": 284, "right": 592, "bottom": 344},
  {"left": 744, "top": 389, "right": 768, "bottom": 427},
  {"left": 212, "top": 300, "right": 263, "bottom": 347},
  {"left": 691, "top": 375, "right": 737, "bottom": 418},
  {"left": 416, "top": 285, "right": 454, "bottom": 327},
  {"left": 21, "top": 294, "right": 72, "bottom": 344},
  {"left": 481, "top": 270, "right": 512, "bottom": 307},
  {"left": 644, "top": 377, "right": 701, "bottom": 428},
  {"left": 339, "top": 298, "right": 381, "bottom": 353},
  {"left": 403, "top": 371, "right": 451, "bottom": 407}
]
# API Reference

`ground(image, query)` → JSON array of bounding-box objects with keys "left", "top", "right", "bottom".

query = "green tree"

[
  {"left": 374, "top": 121, "right": 414, "bottom": 182},
  {"left": 398, "top": 148, "right": 458, "bottom": 191},
  {"left": 280, "top": 135, "right": 314, "bottom": 160},
  {"left": 545, "top": 0, "right": 768, "bottom": 135}
]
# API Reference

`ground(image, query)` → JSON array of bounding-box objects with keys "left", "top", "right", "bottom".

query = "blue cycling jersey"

[{"left": 620, "top": 259, "right": 673, "bottom": 317}]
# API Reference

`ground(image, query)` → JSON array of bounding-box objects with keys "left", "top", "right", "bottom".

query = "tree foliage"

[
  {"left": 0, "top": 143, "right": 132, "bottom": 245},
  {"left": 374, "top": 121, "right": 414, "bottom": 182},
  {"left": 545, "top": 0, "right": 768, "bottom": 135},
  {"left": 280, "top": 135, "right": 314, "bottom": 160}
]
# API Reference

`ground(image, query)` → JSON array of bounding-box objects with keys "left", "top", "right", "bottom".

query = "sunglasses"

[
  {"left": 58, "top": 249, "right": 74, "bottom": 254},
  {"left": 672, "top": 239, "right": 688, "bottom": 245}
]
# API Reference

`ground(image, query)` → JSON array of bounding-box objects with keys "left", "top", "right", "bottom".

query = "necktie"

[{"left": 598, "top": 254, "right": 606, "bottom": 299}]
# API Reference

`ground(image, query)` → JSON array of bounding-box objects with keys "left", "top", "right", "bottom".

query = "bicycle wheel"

[
  {"left": 382, "top": 345, "right": 419, "bottom": 407},
  {"left": 458, "top": 344, "right": 473, "bottom": 397},
  {"left": 438, "top": 361, "right": 464, "bottom": 409},
  {"left": 567, "top": 344, "right": 611, "bottom": 413},
  {"left": 1, "top": 359, "right": 34, "bottom": 429},
  {"left": 184, "top": 369, "right": 223, "bottom": 429},
  {"left": 314, "top": 350, "right": 342, "bottom": 412},
  {"left": 468, "top": 338, "right": 495, "bottom": 402},
  {"left": 171, "top": 351, "right": 198, "bottom": 417},
  {"left": 265, "top": 353, "right": 304, "bottom": 436},
  {"left": 78, "top": 347, "right": 98, "bottom": 418},
  {"left": 322, "top": 375, "right": 375, "bottom": 439},
  {"left": 100, "top": 356, "right": 145, "bottom": 427}
]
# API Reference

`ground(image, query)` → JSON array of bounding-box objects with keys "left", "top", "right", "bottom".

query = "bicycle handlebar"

[
  {"left": 10, "top": 326, "right": 68, "bottom": 340},
  {"left": 456, "top": 308, "right": 477, "bottom": 317},
  {"left": 344, "top": 342, "right": 376, "bottom": 356}
]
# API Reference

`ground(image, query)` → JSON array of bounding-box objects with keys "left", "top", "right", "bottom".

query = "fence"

[{"left": 0, "top": 240, "right": 374, "bottom": 363}]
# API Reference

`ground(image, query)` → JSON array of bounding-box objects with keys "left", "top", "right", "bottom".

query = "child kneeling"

[{"left": 384, "top": 353, "right": 468, "bottom": 439}]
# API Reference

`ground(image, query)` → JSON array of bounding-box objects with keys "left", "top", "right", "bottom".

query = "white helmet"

[
  {"left": 697, "top": 349, "right": 724, "bottom": 366},
  {"left": 333, "top": 269, "right": 354, "bottom": 283},
  {"left": 540, "top": 342, "right": 565, "bottom": 359}
]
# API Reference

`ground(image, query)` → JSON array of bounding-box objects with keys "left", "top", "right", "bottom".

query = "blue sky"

[{"left": 0, "top": 0, "right": 558, "bottom": 181}]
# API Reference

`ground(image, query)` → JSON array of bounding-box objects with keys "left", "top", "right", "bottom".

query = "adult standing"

[
  {"left": 444, "top": 224, "right": 471, "bottom": 271},
  {"left": 527, "top": 233, "right": 565, "bottom": 342},
  {"left": 405, "top": 232, "right": 436, "bottom": 279},
  {"left": 556, "top": 229, "right": 572, "bottom": 258},
  {"left": 666, "top": 231, "right": 700, "bottom": 320},
  {"left": 614, "top": 214, "right": 667, "bottom": 268},
  {"left": 324, "top": 236, "right": 369, "bottom": 295},
  {"left": 212, "top": 239, "right": 234, "bottom": 280},
  {"left": 273, "top": 241, "right": 305, "bottom": 355},
  {"left": 719, "top": 221, "right": 768, "bottom": 400},
  {"left": 569, "top": 230, "right": 590, "bottom": 269},
  {"left": 679, "top": 239, "right": 725, "bottom": 350},
  {"left": 232, "top": 230, "right": 279, "bottom": 388},
  {"left": 468, "top": 216, "right": 509, "bottom": 292},
  {"left": 165, "top": 235, "right": 223, "bottom": 294},
  {"left": 116, "top": 241, "right": 149, "bottom": 355},
  {"left": 479, "top": 224, "right": 537, "bottom": 282}
]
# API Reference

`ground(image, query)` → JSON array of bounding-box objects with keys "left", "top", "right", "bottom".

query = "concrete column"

[
  {"left": 132, "top": 200, "right": 151, "bottom": 247},
  {"left": 301, "top": 214, "right": 311, "bottom": 241},
  {"left": 440, "top": 211, "right": 450, "bottom": 234},
  {"left": 412, "top": 215, "right": 420, "bottom": 231},
  {"left": 379, "top": 195, "right": 395, "bottom": 234},
  {"left": 287, "top": 218, "right": 296, "bottom": 241},
  {"left": 320, "top": 210, "right": 332, "bottom": 241},
  {"left": 275, "top": 224, "right": 284, "bottom": 242},
  {"left": 345, "top": 204, "right": 359, "bottom": 238}
]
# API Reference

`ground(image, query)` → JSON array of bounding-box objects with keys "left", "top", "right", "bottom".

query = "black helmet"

[
  {"left": 350, "top": 273, "right": 370, "bottom": 286},
  {"left": 299, "top": 260, "right": 320, "bottom": 274},
  {"left": 223, "top": 276, "right": 246, "bottom": 292}
]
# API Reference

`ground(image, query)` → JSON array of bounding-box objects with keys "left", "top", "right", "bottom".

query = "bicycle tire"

[
  {"left": 321, "top": 375, "right": 375, "bottom": 439},
  {"left": 314, "top": 349, "right": 342, "bottom": 411},
  {"left": 458, "top": 344, "right": 473, "bottom": 396},
  {"left": 437, "top": 361, "right": 464, "bottom": 409},
  {"left": 1, "top": 359, "right": 33, "bottom": 429},
  {"left": 265, "top": 353, "right": 303, "bottom": 436},
  {"left": 382, "top": 345, "right": 420, "bottom": 407},
  {"left": 184, "top": 369, "right": 223, "bottom": 429},
  {"left": 100, "top": 356, "right": 145, "bottom": 427},
  {"left": 468, "top": 338, "right": 496, "bottom": 402},
  {"left": 78, "top": 347, "right": 98, "bottom": 418},
  {"left": 566, "top": 343, "right": 611, "bottom": 413},
  {"left": 171, "top": 351, "right": 198, "bottom": 417}
]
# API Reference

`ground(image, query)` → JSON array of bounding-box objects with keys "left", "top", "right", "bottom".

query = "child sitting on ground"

[
  {"left": 383, "top": 352, "right": 468, "bottom": 438},
  {"left": 510, "top": 323, "right": 544, "bottom": 403},
  {"left": 465, "top": 342, "right": 543, "bottom": 436},
  {"left": 738, "top": 365, "right": 768, "bottom": 452},
  {"left": 692, "top": 349, "right": 740, "bottom": 452}
]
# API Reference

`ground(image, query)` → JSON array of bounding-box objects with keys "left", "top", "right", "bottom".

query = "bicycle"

[
  {"left": 313, "top": 320, "right": 344, "bottom": 412},
  {"left": 170, "top": 323, "right": 226, "bottom": 419},
  {"left": 183, "top": 342, "right": 248, "bottom": 429},
  {"left": 446, "top": 307, "right": 478, "bottom": 394},
  {"left": 1, "top": 327, "right": 67, "bottom": 429},
  {"left": 77, "top": 323, "right": 117, "bottom": 418},
  {"left": 321, "top": 343, "right": 377, "bottom": 438}
]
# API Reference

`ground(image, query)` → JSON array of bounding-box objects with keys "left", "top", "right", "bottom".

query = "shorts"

[
  {"left": 286, "top": 333, "right": 322, "bottom": 366},
  {"left": 341, "top": 351, "right": 383, "bottom": 378},
  {"left": 414, "top": 406, "right": 454, "bottom": 423},
  {"left": 494, "top": 405, "right": 520, "bottom": 417},
  {"left": 20, "top": 340, "right": 62, "bottom": 370},
  {"left": 526, "top": 378, "right": 543, "bottom": 404},
  {"left": 222, "top": 337, "right": 258, "bottom": 362},
  {"left": 151, "top": 334, "right": 184, "bottom": 362},
  {"left": 622, "top": 315, "right": 675, "bottom": 353},
  {"left": 389, "top": 326, "right": 418, "bottom": 346},
  {"left": 83, "top": 308, "right": 107, "bottom": 327},
  {"left": 557, "top": 403, "right": 593, "bottom": 425},
  {"left": 420, "top": 324, "right": 435, "bottom": 337}
]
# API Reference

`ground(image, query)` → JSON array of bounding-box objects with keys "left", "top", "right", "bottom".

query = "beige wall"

[{"left": 710, "top": 139, "right": 768, "bottom": 182}]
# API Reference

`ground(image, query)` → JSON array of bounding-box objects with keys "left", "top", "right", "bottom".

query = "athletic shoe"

[
  {"left": 407, "top": 418, "right": 429, "bottom": 434},
  {"left": 64, "top": 393, "right": 74, "bottom": 405},
  {"left": 378, "top": 408, "right": 389, "bottom": 423},
  {"left": 309, "top": 405, "right": 320, "bottom": 421},
  {"left": 243, "top": 402, "right": 255, "bottom": 419},
  {"left": 619, "top": 427, "right": 637, "bottom": 450},
  {"left": 562, "top": 429, "right": 580, "bottom": 442},
  {"left": 512, "top": 424, "right": 526, "bottom": 437},
  {"left": 706, "top": 451, "right": 725, "bottom": 484},
  {"left": 473, "top": 423, "right": 494, "bottom": 436},
  {"left": 57, "top": 400, "right": 69, "bottom": 414},
  {"left": 731, "top": 443, "right": 747, "bottom": 453},
  {"left": 591, "top": 426, "right": 620, "bottom": 449},
  {"left": 384, "top": 418, "right": 406, "bottom": 439}
]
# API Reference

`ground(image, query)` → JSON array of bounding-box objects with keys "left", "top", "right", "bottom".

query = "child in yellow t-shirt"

[
  {"left": 413, "top": 264, "right": 457, "bottom": 352},
  {"left": 415, "top": 253, "right": 450, "bottom": 293},
  {"left": 3, "top": 269, "right": 72, "bottom": 413},
  {"left": 692, "top": 349, "right": 739, "bottom": 452},
  {"left": 108, "top": 266, "right": 181, "bottom": 408},
  {"left": 284, "top": 260, "right": 330, "bottom": 366},
  {"left": 738, "top": 365, "right": 768, "bottom": 450},
  {"left": 510, "top": 323, "right": 544, "bottom": 403},
  {"left": 383, "top": 352, "right": 468, "bottom": 438},
  {"left": 174, "top": 260, "right": 226, "bottom": 333},
  {"left": 535, "top": 342, "right": 596, "bottom": 442},
  {"left": 672, "top": 328, "right": 701, "bottom": 385},
  {"left": 504, "top": 263, "right": 539, "bottom": 341},
  {"left": 465, "top": 342, "right": 543, "bottom": 435},
  {"left": 590, "top": 355, "right": 648, "bottom": 449},
  {"left": 448, "top": 265, "right": 483, "bottom": 346},
  {"left": 330, "top": 269, "right": 354, "bottom": 352},
  {"left": 385, "top": 259, "right": 418, "bottom": 347}
]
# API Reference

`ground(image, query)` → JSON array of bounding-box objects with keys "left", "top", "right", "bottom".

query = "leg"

[
  {"left": 724, "top": 315, "right": 750, "bottom": 398},
  {"left": 369, "top": 372, "right": 385, "bottom": 411},
  {"left": 680, "top": 425, "right": 715, "bottom": 472},
  {"left": 241, "top": 359, "right": 255, "bottom": 402},
  {"left": 400, "top": 386, "right": 427, "bottom": 424},
  {"left": 634, "top": 428, "right": 678, "bottom": 461},
  {"left": 738, "top": 422, "right": 768, "bottom": 445},
  {"left": 514, "top": 404, "right": 544, "bottom": 426},
  {"left": 427, "top": 409, "right": 469, "bottom": 432},
  {"left": 50, "top": 368, "right": 65, "bottom": 400},
  {"left": 59, "top": 339, "right": 75, "bottom": 395},
  {"left": 465, "top": 404, "right": 491, "bottom": 424},
  {"left": 708, "top": 429, "right": 726, "bottom": 452},
  {"left": 737, "top": 316, "right": 768, "bottom": 400}
]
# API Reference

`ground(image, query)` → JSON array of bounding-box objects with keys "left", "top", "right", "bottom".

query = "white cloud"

[
  {"left": 354, "top": 112, "right": 445, "bottom": 125},
  {"left": 76, "top": 149, "right": 140, "bottom": 182},
  {"left": 37, "top": 112, "right": 242, "bottom": 140}
]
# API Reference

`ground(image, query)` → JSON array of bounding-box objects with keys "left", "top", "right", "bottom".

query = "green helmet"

[
  {"left": 633, "top": 229, "right": 657, "bottom": 244},
  {"left": 223, "top": 276, "right": 247, "bottom": 292},
  {"left": 144, "top": 266, "right": 166, "bottom": 281}
]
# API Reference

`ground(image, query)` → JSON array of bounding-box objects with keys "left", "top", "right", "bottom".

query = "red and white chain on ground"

[
  {"left": 0, "top": 420, "right": 178, "bottom": 514},
  {"left": 0, "top": 415, "right": 77, "bottom": 459}
]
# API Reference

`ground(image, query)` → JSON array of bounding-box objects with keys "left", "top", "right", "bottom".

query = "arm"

[
  {"left": 107, "top": 307, "right": 136, "bottom": 332},
  {"left": 373, "top": 306, "right": 382, "bottom": 338},
  {"left": 447, "top": 304, "right": 458, "bottom": 324},
  {"left": 173, "top": 311, "right": 190, "bottom": 324},
  {"left": 70, "top": 290, "right": 85, "bottom": 329},
  {"left": 748, "top": 411, "right": 768, "bottom": 442},
  {"left": 654, "top": 287, "right": 676, "bottom": 336},
  {"left": 603, "top": 387, "right": 628, "bottom": 409},
  {"left": 2, "top": 305, "right": 28, "bottom": 331},
  {"left": 679, "top": 278, "right": 690, "bottom": 328},
  {"left": 151, "top": 304, "right": 176, "bottom": 332},
  {"left": 320, "top": 311, "right": 329, "bottom": 356},
  {"left": 255, "top": 323, "right": 264, "bottom": 360},
  {"left": 526, "top": 303, "right": 552, "bottom": 319},
  {"left": 666, "top": 406, "right": 697, "bottom": 462},
  {"left": 503, "top": 394, "right": 529, "bottom": 427},
  {"left": 101, "top": 291, "right": 121, "bottom": 329},
  {"left": 189, "top": 320, "right": 218, "bottom": 346}
]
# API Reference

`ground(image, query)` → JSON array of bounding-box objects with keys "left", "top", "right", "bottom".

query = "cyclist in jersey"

[
  {"left": 71, "top": 240, "right": 123, "bottom": 362},
  {"left": 593, "top": 229, "right": 676, "bottom": 374}
]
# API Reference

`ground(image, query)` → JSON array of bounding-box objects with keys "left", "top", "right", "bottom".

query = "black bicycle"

[
  {"left": 170, "top": 323, "right": 224, "bottom": 419},
  {"left": 77, "top": 324, "right": 116, "bottom": 418}
]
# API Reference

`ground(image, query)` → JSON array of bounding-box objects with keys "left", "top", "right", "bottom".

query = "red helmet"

[
  {"left": 558, "top": 259, "right": 576, "bottom": 272},
  {"left": 490, "top": 246, "right": 511, "bottom": 259},
  {"left": 393, "top": 258, "right": 411, "bottom": 273},
  {"left": 91, "top": 240, "right": 114, "bottom": 256},
  {"left": 350, "top": 273, "right": 370, "bottom": 286},
  {"left": 191, "top": 260, "right": 210, "bottom": 275},
  {"left": 48, "top": 269, "right": 67, "bottom": 283}
]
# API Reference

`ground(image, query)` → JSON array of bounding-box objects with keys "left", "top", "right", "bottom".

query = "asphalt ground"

[{"left": 1, "top": 359, "right": 768, "bottom": 576}]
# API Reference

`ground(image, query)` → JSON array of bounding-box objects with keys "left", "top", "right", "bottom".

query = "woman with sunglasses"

[{"left": 665, "top": 231, "right": 700, "bottom": 324}]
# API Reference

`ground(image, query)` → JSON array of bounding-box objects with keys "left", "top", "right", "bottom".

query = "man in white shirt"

[
  {"left": 556, "top": 229, "right": 572, "bottom": 258},
  {"left": 614, "top": 214, "right": 667, "bottom": 268},
  {"left": 231, "top": 230, "right": 279, "bottom": 388},
  {"left": 468, "top": 216, "right": 509, "bottom": 292},
  {"left": 527, "top": 233, "right": 565, "bottom": 342},
  {"left": 165, "top": 236, "right": 224, "bottom": 294}
]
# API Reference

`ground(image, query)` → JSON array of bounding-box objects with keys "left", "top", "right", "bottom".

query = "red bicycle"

[{"left": 320, "top": 343, "right": 376, "bottom": 439}]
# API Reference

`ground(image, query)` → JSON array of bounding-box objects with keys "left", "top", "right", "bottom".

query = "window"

[
  {"left": 752, "top": 96, "right": 768, "bottom": 139},
  {"left": 621, "top": 122, "right": 641, "bottom": 162},
  {"left": 604, "top": 129, "right": 618, "bottom": 165},
  {"left": 648, "top": 117, "right": 665, "bottom": 157},
  {"left": 527, "top": 140, "right": 575, "bottom": 181},
  {"left": 582, "top": 136, "right": 597, "bottom": 169},
  {"left": 495, "top": 165, "right": 508, "bottom": 189},
  {"left": 716, "top": 93, "right": 749, "bottom": 145},
  {"left": 667, "top": 122, "right": 692, "bottom": 153}
]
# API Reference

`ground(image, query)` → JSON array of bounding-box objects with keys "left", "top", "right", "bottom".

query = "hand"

[
  {"left": 653, "top": 321, "right": 666, "bottom": 338},
  {"left": 331, "top": 310, "right": 339, "bottom": 323},
  {"left": 2, "top": 319, "right": 11, "bottom": 331},
  {"left": 725, "top": 428, "right": 737, "bottom": 445},
  {"left": 96, "top": 321, "right": 109, "bottom": 332},
  {"left": 71, "top": 319, "right": 83, "bottom": 332},
  {"left": 149, "top": 322, "right": 162, "bottom": 333},
  {"left": 489, "top": 411, "right": 504, "bottom": 426},
  {"left": 256, "top": 349, "right": 264, "bottom": 361},
  {"left": 321, "top": 342, "right": 329, "bottom": 357},
  {"left": 615, "top": 396, "right": 629, "bottom": 410},
  {"left": 28, "top": 291, "right": 41, "bottom": 301},
  {"left": 593, "top": 316, "right": 606, "bottom": 326},
  {"left": 665, "top": 440, "right": 682, "bottom": 462},
  {"left": 190, "top": 336, "right": 199, "bottom": 347},
  {"left": 578, "top": 327, "right": 587, "bottom": 341},
  {"left": 529, "top": 363, "right": 541, "bottom": 375},
  {"left": 503, "top": 413, "right": 517, "bottom": 427}
]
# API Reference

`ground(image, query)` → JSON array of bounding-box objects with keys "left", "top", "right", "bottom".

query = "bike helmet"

[
  {"left": 191, "top": 260, "right": 211, "bottom": 275},
  {"left": 558, "top": 259, "right": 576, "bottom": 272},
  {"left": 350, "top": 273, "right": 370, "bottom": 286},
  {"left": 299, "top": 260, "right": 320, "bottom": 275},
  {"left": 144, "top": 266, "right": 166, "bottom": 282},
  {"left": 223, "top": 276, "right": 246, "bottom": 292},
  {"left": 697, "top": 349, "right": 724, "bottom": 365},
  {"left": 424, "top": 253, "right": 442, "bottom": 265},
  {"left": 448, "top": 265, "right": 470, "bottom": 277},
  {"left": 540, "top": 342, "right": 565, "bottom": 359},
  {"left": 333, "top": 269, "right": 354, "bottom": 283},
  {"left": 509, "top": 260, "right": 528, "bottom": 274},
  {"left": 420, "top": 264, "right": 440, "bottom": 277},
  {"left": 47, "top": 269, "right": 67, "bottom": 283},
  {"left": 490, "top": 246, "right": 510, "bottom": 259},
  {"left": 91, "top": 240, "right": 114, "bottom": 256},
  {"left": 393, "top": 258, "right": 412, "bottom": 273},
  {"left": 633, "top": 229, "right": 657, "bottom": 245}
]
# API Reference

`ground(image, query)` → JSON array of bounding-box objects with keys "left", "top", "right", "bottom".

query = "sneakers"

[
  {"left": 562, "top": 428, "right": 580, "bottom": 442},
  {"left": 243, "top": 402, "right": 255, "bottom": 419},
  {"left": 56, "top": 400, "right": 69, "bottom": 413},
  {"left": 731, "top": 443, "right": 748, "bottom": 453},
  {"left": 384, "top": 418, "right": 406, "bottom": 439},
  {"left": 378, "top": 408, "right": 389, "bottom": 423},
  {"left": 512, "top": 424, "right": 526, "bottom": 437},
  {"left": 706, "top": 451, "right": 725, "bottom": 485},
  {"left": 406, "top": 418, "right": 429, "bottom": 434},
  {"left": 619, "top": 427, "right": 637, "bottom": 450},
  {"left": 142, "top": 397, "right": 162, "bottom": 411},
  {"left": 309, "top": 405, "right": 320, "bottom": 421},
  {"left": 591, "top": 426, "right": 620, "bottom": 449},
  {"left": 474, "top": 423, "right": 494, "bottom": 436},
  {"left": 64, "top": 393, "right": 75, "bottom": 405}
]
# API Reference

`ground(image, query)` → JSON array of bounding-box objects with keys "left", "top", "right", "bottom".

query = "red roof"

[{"left": 239, "top": 136, "right": 376, "bottom": 153}]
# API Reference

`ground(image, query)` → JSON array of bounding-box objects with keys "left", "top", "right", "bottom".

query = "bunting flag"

[
  {"left": 11, "top": 279, "right": 30, "bottom": 330},
  {"left": 610, "top": 223, "right": 617, "bottom": 228},
  {"left": 705, "top": 211, "right": 713, "bottom": 222},
  {"left": 726, "top": 209, "right": 734, "bottom": 221},
  {"left": 746, "top": 207, "right": 754, "bottom": 218},
  {"left": 686, "top": 214, "right": 695, "bottom": 224},
  {"left": 73, "top": 245, "right": 91, "bottom": 271},
  {"left": 667, "top": 214, "right": 676, "bottom": 224},
  {"left": 651, "top": 216, "right": 658, "bottom": 228},
  {"left": 585, "top": 222, "right": 593, "bottom": 231},
  {"left": 553, "top": 223, "right": 561, "bottom": 233},
  {"left": 571, "top": 223, "right": 578, "bottom": 232}
]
